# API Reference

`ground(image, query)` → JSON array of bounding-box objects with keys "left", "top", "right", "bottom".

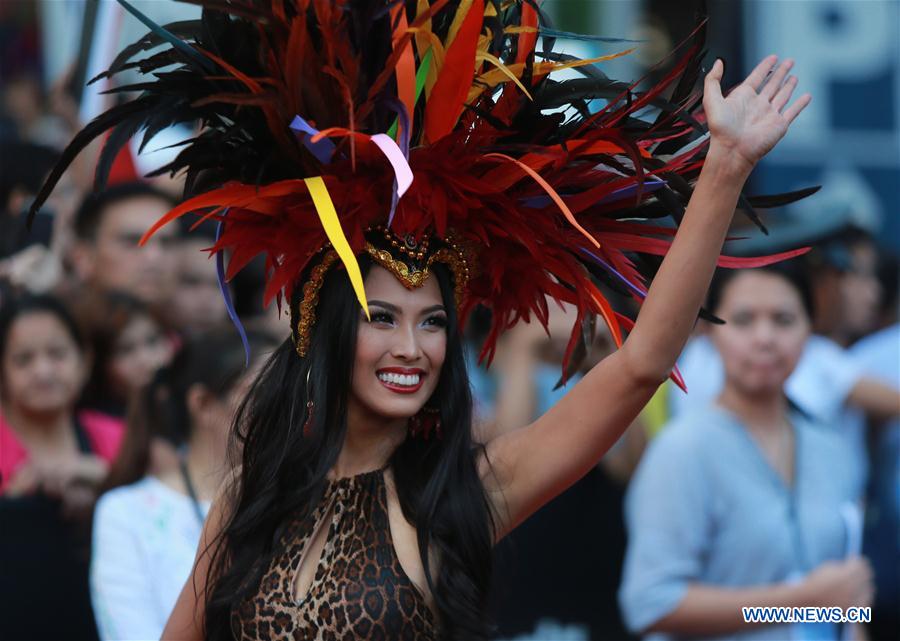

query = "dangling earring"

[
  {"left": 302, "top": 368, "right": 315, "bottom": 437},
  {"left": 409, "top": 405, "right": 441, "bottom": 440}
]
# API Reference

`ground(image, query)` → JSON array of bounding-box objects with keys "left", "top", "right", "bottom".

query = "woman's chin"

[
  {"left": 356, "top": 395, "right": 422, "bottom": 422},
  {"left": 740, "top": 378, "right": 787, "bottom": 398},
  {"left": 373, "top": 383, "right": 434, "bottom": 411},
  {"left": 21, "top": 398, "right": 69, "bottom": 414},
  {"left": 373, "top": 402, "right": 423, "bottom": 421}
]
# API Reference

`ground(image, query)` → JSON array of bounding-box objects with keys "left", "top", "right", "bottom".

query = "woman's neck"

[
  {"left": 5, "top": 404, "right": 74, "bottom": 449},
  {"left": 717, "top": 384, "right": 788, "bottom": 432},
  {"left": 717, "top": 382, "right": 796, "bottom": 488},
  {"left": 183, "top": 426, "right": 229, "bottom": 501},
  {"left": 336, "top": 405, "right": 408, "bottom": 479}
]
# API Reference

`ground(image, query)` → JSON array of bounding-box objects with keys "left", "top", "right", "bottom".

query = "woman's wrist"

[
  {"left": 777, "top": 579, "right": 815, "bottom": 608},
  {"left": 705, "top": 140, "right": 756, "bottom": 183}
]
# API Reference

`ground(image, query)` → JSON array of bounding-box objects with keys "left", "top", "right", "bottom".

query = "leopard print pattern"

[{"left": 231, "top": 469, "right": 437, "bottom": 640}]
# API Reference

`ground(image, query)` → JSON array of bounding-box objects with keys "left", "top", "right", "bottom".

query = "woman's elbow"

[
  {"left": 644, "top": 610, "right": 681, "bottom": 634},
  {"left": 619, "top": 585, "right": 683, "bottom": 637},
  {"left": 621, "top": 607, "right": 673, "bottom": 637},
  {"left": 625, "top": 602, "right": 689, "bottom": 636},
  {"left": 618, "top": 344, "right": 674, "bottom": 390}
]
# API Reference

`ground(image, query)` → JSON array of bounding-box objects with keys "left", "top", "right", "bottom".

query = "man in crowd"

[{"left": 69, "top": 182, "right": 178, "bottom": 309}]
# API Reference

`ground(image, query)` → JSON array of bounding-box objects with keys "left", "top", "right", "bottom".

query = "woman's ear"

[
  {"left": 68, "top": 240, "right": 97, "bottom": 283},
  {"left": 696, "top": 319, "right": 716, "bottom": 336},
  {"left": 186, "top": 383, "right": 213, "bottom": 423}
]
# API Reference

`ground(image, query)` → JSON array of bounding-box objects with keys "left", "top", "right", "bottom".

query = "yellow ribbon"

[{"left": 304, "top": 176, "right": 369, "bottom": 319}]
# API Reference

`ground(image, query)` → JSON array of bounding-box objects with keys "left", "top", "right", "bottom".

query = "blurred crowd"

[{"left": 2, "top": 41, "right": 898, "bottom": 641}]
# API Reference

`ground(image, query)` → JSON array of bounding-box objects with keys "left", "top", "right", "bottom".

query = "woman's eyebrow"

[
  {"left": 368, "top": 300, "right": 399, "bottom": 312},
  {"left": 367, "top": 300, "right": 445, "bottom": 315}
]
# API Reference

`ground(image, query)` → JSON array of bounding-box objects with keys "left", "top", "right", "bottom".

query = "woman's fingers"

[
  {"left": 772, "top": 75, "right": 798, "bottom": 112},
  {"left": 703, "top": 58, "right": 724, "bottom": 102},
  {"left": 760, "top": 58, "right": 794, "bottom": 100},
  {"left": 744, "top": 54, "right": 778, "bottom": 92},
  {"left": 782, "top": 92, "right": 812, "bottom": 124},
  {"left": 4, "top": 464, "right": 39, "bottom": 497},
  {"left": 739, "top": 55, "right": 810, "bottom": 124}
]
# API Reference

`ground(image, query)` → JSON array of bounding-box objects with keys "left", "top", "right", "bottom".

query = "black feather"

[
  {"left": 737, "top": 192, "right": 768, "bottom": 234},
  {"left": 745, "top": 186, "right": 821, "bottom": 208},
  {"left": 28, "top": 96, "right": 157, "bottom": 225}
]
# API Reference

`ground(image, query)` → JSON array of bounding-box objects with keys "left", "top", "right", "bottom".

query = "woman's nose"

[
  {"left": 135, "top": 345, "right": 163, "bottom": 374},
  {"left": 390, "top": 323, "right": 423, "bottom": 360},
  {"left": 33, "top": 354, "right": 57, "bottom": 379},
  {"left": 752, "top": 320, "right": 777, "bottom": 346}
]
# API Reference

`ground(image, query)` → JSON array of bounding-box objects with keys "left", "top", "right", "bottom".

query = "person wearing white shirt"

[
  {"left": 90, "top": 328, "right": 275, "bottom": 641},
  {"left": 621, "top": 263, "right": 874, "bottom": 641},
  {"left": 671, "top": 329, "right": 899, "bottom": 499}
]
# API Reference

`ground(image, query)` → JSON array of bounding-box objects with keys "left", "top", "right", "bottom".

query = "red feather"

[{"left": 424, "top": 0, "right": 485, "bottom": 143}]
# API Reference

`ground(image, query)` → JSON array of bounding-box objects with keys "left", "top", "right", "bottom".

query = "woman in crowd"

[
  {"left": 91, "top": 327, "right": 277, "bottom": 641},
  {"left": 0, "top": 293, "right": 123, "bottom": 508},
  {"left": 75, "top": 289, "right": 176, "bottom": 419},
  {"left": 619, "top": 263, "right": 874, "bottom": 641},
  {"left": 0, "top": 294, "right": 124, "bottom": 640}
]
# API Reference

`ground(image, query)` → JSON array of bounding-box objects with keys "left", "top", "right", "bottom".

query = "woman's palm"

[{"left": 703, "top": 56, "right": 811, "bottom": 170}]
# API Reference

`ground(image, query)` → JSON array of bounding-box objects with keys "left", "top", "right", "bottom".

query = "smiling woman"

[
  {"left": 194, "top": 249, "right": 487, "bottom": 641},
  {"left": 352, "top": 269, "right": 447, "bottom": 415}
]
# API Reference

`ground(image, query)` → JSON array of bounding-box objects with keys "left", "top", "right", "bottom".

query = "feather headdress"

[{"left": 31, "top": 0, "right": 813, "bottom": 386}]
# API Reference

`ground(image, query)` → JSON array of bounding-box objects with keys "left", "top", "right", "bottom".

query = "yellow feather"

[
  {"left": 407, "top": 27, "right": 445, "bottom": 98},
  {"left": 413, "top": 0, "right": 434, "bottom": 98},
  {"left": 533, "top": 48, "right": 636, "bottom": 75},
  {"left": 413, "top": 0, "right": 431, "bottom": 55},
  {"left": 466, "top": 48, "right": 635, "bottom": 105},
  {"left": 445, "top": 0, "right": 475, "bottom": 49},
  {"left": 503, "top": 26, "right": 540, "bottom": 34},
  {"left": 472, "top": 52, "right": 533, "bottom": 101}
]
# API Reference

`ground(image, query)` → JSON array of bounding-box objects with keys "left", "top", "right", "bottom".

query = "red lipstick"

[{"left": 376, "top": 367, "right": 426, "bottom": 394}]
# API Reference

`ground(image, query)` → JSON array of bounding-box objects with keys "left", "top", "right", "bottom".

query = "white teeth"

[{"left": 377, "top": 372, "right": 420, "bottom": 386}]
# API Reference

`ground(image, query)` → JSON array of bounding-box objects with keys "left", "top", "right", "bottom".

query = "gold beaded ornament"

[{"left": 293, "top": 226, "right": 472, "bottom": 358}]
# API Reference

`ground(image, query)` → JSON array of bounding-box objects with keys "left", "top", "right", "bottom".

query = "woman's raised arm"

[{"left": 481, "top": 56, "right": 811, "bottom": 539}]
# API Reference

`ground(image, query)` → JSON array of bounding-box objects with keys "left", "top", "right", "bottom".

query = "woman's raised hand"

[{"left": 703, "top": 55, "right": 811, "bottom": 175}]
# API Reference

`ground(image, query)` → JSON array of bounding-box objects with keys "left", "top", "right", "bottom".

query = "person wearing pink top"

[
  {"left": 0, "top": 408, "right": 123, "bottom": 495},
  {"left": 0, "top": 293, "right": 124, "bottom": 641},
  {"left": 0, "top": 295, "right": 124, "bottom": 499}
]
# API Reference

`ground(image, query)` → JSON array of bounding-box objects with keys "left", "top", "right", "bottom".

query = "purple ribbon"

[
  {"left": 290, "top": 115, "right": 336, "bottom": 164},
  {"left": 579, "top": 247, "right": 647, "bottom": 299},
  {"left": 216, "top": 208, "right": 251, "bottom": 366},
  {"left": 597, "top": 178, "right": 666, "bottom": 204}
]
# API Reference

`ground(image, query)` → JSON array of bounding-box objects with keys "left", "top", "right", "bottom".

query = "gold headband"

[{"left": 293, "top": 229, "right": 471, "bottom": 358}]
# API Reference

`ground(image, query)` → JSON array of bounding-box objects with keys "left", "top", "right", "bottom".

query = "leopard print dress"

[{"left": 231, "top": 469, "right": 437, "bottom": 640}]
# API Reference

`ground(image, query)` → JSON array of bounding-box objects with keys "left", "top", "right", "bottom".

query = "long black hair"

[{"left": 203, "top": 255, "right": 496, "bottom": 640}]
